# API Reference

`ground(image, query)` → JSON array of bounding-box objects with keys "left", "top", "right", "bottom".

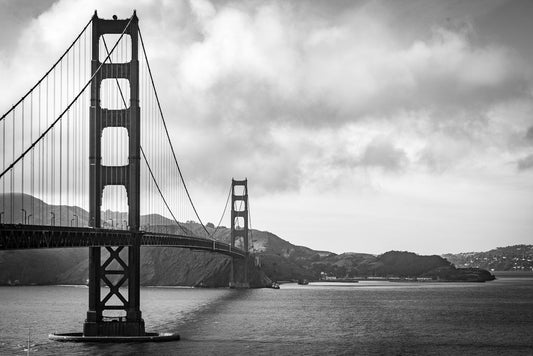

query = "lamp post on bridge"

[
  {"left": 73, "top": 214, "right": 78, "bottom": 227},
  {"left": 27, "top": 214, "right": 32, "bottom": 224},
  {"left": 21, "top": 209, "right": 27, "bottom": 224},
  {"left": 50, "top": 212, "right": 55, "bottom": 226}
]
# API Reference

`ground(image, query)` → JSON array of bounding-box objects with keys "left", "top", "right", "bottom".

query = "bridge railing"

[{"left": 0, "top": 223, "right": 245, "bottom": 258}]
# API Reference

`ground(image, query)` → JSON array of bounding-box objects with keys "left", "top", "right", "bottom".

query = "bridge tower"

[
  {"left": 229, "top": 178, "right": 250, "bottom": 288},
  {"left": 85, "top": 11, "right": 144, "bottom": 336}
]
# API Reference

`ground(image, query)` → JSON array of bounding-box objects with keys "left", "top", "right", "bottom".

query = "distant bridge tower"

[
  {"left": 85, "top": 11, "right": 144, "bottom": 336},
  {"left": 229, "top": 178, "right": 250, "bottom": 288}
]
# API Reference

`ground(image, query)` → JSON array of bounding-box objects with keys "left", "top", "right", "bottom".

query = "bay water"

[{"left": 1, "top": 274, "right": 532, "bottom": 355}]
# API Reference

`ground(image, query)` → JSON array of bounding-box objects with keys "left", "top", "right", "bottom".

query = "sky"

[{"left": 1, "top": 0, "right": 532, "bottom": 255}]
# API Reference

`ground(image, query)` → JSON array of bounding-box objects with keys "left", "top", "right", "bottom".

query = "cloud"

[
  {"left": 161, "top": 0, "right": 531, "bottom": 190},
  {"left": 2, "top": 0, "right": 533, "bottom": 253},
  {"left": 1, "top": 0, "right": 532, "bottom": 194},
  {"left": 176, "top": 1, "right": 527, "bottom": 127},
  {"left": 0, "top": 0, "right": 57, "bottom": 51},
  {"left": 526, "top": 126, "right": 533, "bottom": 142},
  {"left": 518, "top": 154, "right": 533, "bottom": 171},
  {"left": 360, "top": 138, "right": 408, "bottom": 171}
]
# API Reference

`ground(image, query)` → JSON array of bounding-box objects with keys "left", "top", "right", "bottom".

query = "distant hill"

[
  {"left": 443, "top": 245, "right": 533, "bottom": 271},
  {"left": 0, "top": 194, "right": 272, "bottom": 287},
  {"left": 257, "top": 248, "right": 494, "bottom": 282},
  {"left": 0, "top": 194, "right": 496, "bottom": 285}
]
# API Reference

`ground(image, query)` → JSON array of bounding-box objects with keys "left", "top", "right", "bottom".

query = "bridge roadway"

[{"left": 0, "top": 224, "right": 245, "bottom": 258}]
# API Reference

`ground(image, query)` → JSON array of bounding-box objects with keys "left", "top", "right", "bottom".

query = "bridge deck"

[{"left": 0, "top": 224, "right": 245, "bottom": 258}]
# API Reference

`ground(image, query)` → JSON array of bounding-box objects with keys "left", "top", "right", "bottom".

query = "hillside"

[
  {"left": 0, "top": 194, "right": 496, "bottom": 285},
  {"left": 0, "top": 194, "right": 272, "bottom": 287},
  {"left": 443, "top": 245, "right": 533, "bottom": 271}
]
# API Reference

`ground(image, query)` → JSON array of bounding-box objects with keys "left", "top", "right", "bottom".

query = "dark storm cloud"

[
  {"left": 178, "top": 13, "right": 529, "bottom": 129},
  {"left": 526, "top": 126, "right": 533, "bottom": 142},
  {"left": 0, "top": 0, "right": 57, "bottom": 50},
  {"left": 360, "top": 139, "right": 408, "bottom": 172},
  {"left": 2, "top": 0, "right": 533, "bottom": 195},
  {"left": 162, "top": 0, "right": 533, "bottom": 192},
  {"left": 517, "top": 154, "right": 533, "bottom": 171},
  {"left": 2, "top": 0, "right": 533, "bottom": 254}
]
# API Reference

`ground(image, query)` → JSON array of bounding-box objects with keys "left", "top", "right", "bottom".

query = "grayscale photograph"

[{"left": 0, "top": 0, "right": 532, "bottom": 354}]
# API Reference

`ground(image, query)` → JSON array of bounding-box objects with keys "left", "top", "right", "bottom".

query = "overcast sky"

[{"left": 1, "top": 0, "right": 532, "bottom": 255}]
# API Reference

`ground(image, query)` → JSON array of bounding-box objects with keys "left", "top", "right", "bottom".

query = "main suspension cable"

[
  {"left": 138, "top": 26, "right": 210, "bottom": 238},
  {"left": 101, "top": 36, "right": 189, "bottom": 235},
  {"left": 0, "top": 16, "right": 93, "bottom": 122},
  {"left": 140, "top": 147, "right": 188, "bottom": 234},
  {"left": 209, "top": 183, "right": 232, "bottom": 240},
  {"left": 0, "top": 16, "right": 134, "bottom": 180}
]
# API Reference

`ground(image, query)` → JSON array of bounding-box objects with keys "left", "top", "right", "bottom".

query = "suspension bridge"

[{"left": 0, "top": 11, "right": 253, "bottom": 341}]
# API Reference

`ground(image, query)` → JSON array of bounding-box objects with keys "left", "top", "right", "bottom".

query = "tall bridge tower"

[
  {"left": 85, "top": 11, "right": 144, "bottom": 336},
  {"left": 230, "top": 178, "right": 250, "bottom": 288}
]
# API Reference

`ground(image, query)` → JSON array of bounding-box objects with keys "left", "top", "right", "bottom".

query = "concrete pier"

[{"left": 49, "top": 332, "right": 180, "bottom": 343}]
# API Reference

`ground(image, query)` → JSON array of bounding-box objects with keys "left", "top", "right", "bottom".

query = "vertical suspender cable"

[
  {"left": 30, "top": 92, "right": 34, "bottom": 222},
  {"left": 11, "top": 111, "right": 15, "bottom": 222},
  {"left": 51, "top": 68, "right": 55, "bottom": 224},
  {"left": 60, "top": 57, "right": 63, "bottom": 225},
  {"left": 2, "top": 107, "right": 4, "bottom": 221},
  {"left": 21, "top": 100, "right": 27, "bottom": 220},
  {"left": 67, "top": 47, "right": 70, "bottom": 224}
]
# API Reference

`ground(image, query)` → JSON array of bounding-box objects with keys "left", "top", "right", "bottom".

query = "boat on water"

[
  {"left": 271, "top": 282, "right": 280, "bottom": 289},
  {"left": 297, "top": 279, "right": 309, "bottom": 285}
]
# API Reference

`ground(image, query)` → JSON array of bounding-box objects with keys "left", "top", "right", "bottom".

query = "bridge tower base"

[
  {"left": 229, "top": 257, "right": 250, "bottom": 289},
  {"left": 83, "top": 319, "right": 145, "bottom": 337}
]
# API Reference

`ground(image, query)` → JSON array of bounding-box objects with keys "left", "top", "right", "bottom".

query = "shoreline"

[{"left": 3, "top": 271, "right": 531, "bottom": 287}]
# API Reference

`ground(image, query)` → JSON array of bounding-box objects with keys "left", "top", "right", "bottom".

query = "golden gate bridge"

[{"left": 0, "top": 11, "right": 252, "bottom": 341}]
